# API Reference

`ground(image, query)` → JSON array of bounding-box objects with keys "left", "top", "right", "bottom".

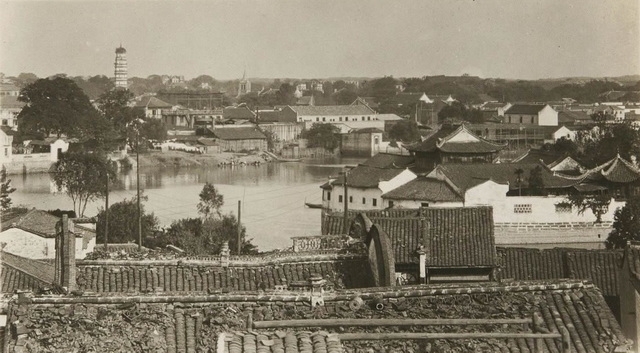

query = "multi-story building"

[
  {"left": 503, "top": 104, "right": 558, "bottom": 126},
  {"left": 321, "top": 153, "right": 416, "bottom": 212},
  {"left": 0, "top": 83, "right": 24, "bottom": 129},
  {"left": 114, "top": 45, "right": 128, "bottom": 89},
  {"left": 134, "top": 96, "right": 173, "bottom": 119},
  {"left": 280, "top": 105, "right": 383, "bottom": 133}
]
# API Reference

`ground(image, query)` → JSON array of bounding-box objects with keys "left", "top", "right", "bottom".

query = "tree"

[
  {"left": 96, "top": 195, "right": 159, "bottom": 244},
  {"left": 140, "top": 118, "right": 168, "bottom": 142},
  {"left": 197, "top": 182, "right": 224, "bottom": 218},
  {"left": 51, "top": 152, "right": 116, "bottom": 217},
  {"left": 189, "top": 75, "right": 216, "bottom": 90},
  {"left": 96, "top": 89, "right": 136, "bottom": 130},
  {"left": 15, "top": 73, "right": 38, "bottom": 87},
  {"left": 514, "top": 168, "right": 524, "bottom": 196},
  {"left": 388, "top": 120, "right": 420, "bottom": 143},
  {"left": 148, "top": 215, "right": 258, "bottom": 255},
  {"left": 259, "top": 127, "right": 277, "bottom": 151},
  {"left": 527, "top": 166, "right": 546, "bottom": 196},
  {"left": 277, "top": 83, "right": 296, "bottom": 106},
  {"left": 1, "top": 166, "right": 16, "bottom": 211},
  {"left": 302, "top": 123, "right": 340, "bottom": 151},
  {"left": 581, "top": 121, "right": 640, "bottom": 167},
  {"left": 566, "top": 192, "right": 611, "bottom": 223},
  {"left": 332, "top": 89, "right": 358, "bottom": 105},
  {"left": 203, "top": 214, "right": 258, "bottom": 255},
  {"left": 463, "top": 109, "right": 484, "bottom": 124},
  {"left": 17, "top": 77, "right": 100, "bottom": 137},
  {"left": 371, "top": 76, "right": 398, "bottom": 100},
  {"left": 438, "top": 101, "right": 467, "bottom": 121},
  {"left": 544, "top": 137, "right": 579, "bottom": 156},
  {"left": 606, "top": 198, "right": 640, "bottom": 249}
]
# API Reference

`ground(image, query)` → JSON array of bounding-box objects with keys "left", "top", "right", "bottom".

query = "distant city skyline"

[{"left": 0, "top": 0, "right": 638, "bottom": 81}]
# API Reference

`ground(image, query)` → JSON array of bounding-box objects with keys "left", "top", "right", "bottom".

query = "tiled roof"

[
  {"left": 322, "top": 209, "right": 419, "bottom": 235},
  {"left": 289, "top": 105, "right": 375, "bottom": 116},
  {"left": 6, "top": 280, "right": 630, "bottom": 353},
  {"left": 0, "top": 208, "right": 29, "bottom": 231},
  {"left": 480, "top": 102, "right": 507, "bottom": 110},
  {"left": 209, "top": 127, "right": 266, "bottom": 141},
  {"left": 432, "top": 162, "right": 580, "bottom": 192},
  {"left": 582, "top": 154, "right": 640, "bottom": 184},
  {"left": 419, "top": 207, "right": 495, "bottom": 267},
  {"left": 92, "top": 243, "right": 149, "bottom": 253},
  {"left": 558, "top": 110, "right": 591, "bottom": 124},
  {"left": 496, "top": 247, "right": 622, "bottom": 296},
  {"left": 326, "top": 207, "right": 495, "bottom": 268},
  {"left": 0, "top": 83, "right": 20, "bottom": 92},
  {"left": 6, "top": 209, "right": 61, "bottom": 238},
  {"left": 1, "top": 265, "right": 49, "bottom": 293},
  {"left": 329, "top": 166, "right": 407, "bottom": 188},
  {"left": 0, "top": 95, "right": 25, "bottom": 109},
  {"left": 76, "top": 257, "right": 374, "bottom": 293},
  {"left": 296, "top": 96, "right": 313, "bottom": 105},
  {"left": 351, "top": 127, "right": 383, "bottom": 134},
  {"left": 375, "top": 113, "right": 402, "bottom": 121},
  {"left": 408, "top": 124, "right": 505, "bottom": 153},
  {"left": 566, "top": 250, "right": 622, "bottom": 297},
  {"left": 359, "top": 153, "right": 414, "bottom": 169},
  {"left": 505, "top": 104, "right": 548, "bottom": 115},
  {"left": 406, "top": 124, "right": 458, "bottom": 152},
  {"left": 512, "top": 148, "right": 568, "bottom": 166},
  {"left": 197, "top": 137, "right": 219, "bottom": 146},
  {"left": 135, "top": 96, "right": 173, "bottom": 109},
  {"left": 351, "top": 97, "right": 379, "bottom": 109},
  {"left": 257, "top": 111, "right": 285, "bottom": 122},
  {"left": 223, "top": 107, "right": 256, "bottom": 120},
  {"left": 219, "top": 331, "right": 342, "bottom": 353},
  {"left": 1, "top": 251, "right": 55, "bottom": 293},
  {"left": 624, "top": 244, "right": 640, "bottom": 284},
  {"left": 381, "top": 176, "right": 463, "bottom": 202}
]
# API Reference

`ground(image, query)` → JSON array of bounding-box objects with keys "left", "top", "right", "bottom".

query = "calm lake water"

[{"left": 9, "top": 159, "right": 363, "bottom": 251}]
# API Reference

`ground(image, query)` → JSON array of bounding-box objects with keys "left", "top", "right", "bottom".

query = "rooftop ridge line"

[
  {"left": 24, "top": 280, "right": 591, "bottom": 305},
  {"left": 76, "top": 252, "right": 366, "bottom": 267}
]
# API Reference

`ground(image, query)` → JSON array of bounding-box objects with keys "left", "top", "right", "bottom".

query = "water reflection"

[
  {"left": 113, "top": 162, "right": 346, "bottom": 191},
  {"left": 10, "top": 160, "right": 357, "bottom": 250}
]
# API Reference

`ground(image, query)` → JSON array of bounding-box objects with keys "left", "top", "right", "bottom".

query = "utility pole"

[
  {"left": 104, "top": 171, "right": 109, "bottom": 247},
  {"left": 342, "top": 170, "right": 349, "bottom": 234},
  {"left": 237, "top": 200, "right": 242, "bottom": 255},
  {"left": 136, "top": 131, "right": 142, "bottom": 251}
]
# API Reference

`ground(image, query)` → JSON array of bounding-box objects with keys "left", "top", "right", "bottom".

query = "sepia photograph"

[{"left": 0, "top": 0, "right": 639, "bottom": 351}]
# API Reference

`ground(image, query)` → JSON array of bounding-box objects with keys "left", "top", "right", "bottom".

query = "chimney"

[
  {"left": 308, "top": 274, "right": 326, "bottom": 307},
  {"left": 220, "top": 242, "right": 230, "bottom": 267},
  {"left": 57, "top": 215, "right": 76, "bottom": 291}
]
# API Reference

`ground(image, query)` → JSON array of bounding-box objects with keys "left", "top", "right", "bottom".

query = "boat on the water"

[
  {"left": 305, "top": 202, "right": 323, "bottom": 209},
  {"left": 278, "top": 158, "right": 302, "bottom": 162}
]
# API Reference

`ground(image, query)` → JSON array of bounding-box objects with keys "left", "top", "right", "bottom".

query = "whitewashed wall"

[{"left": 0, "top": 229, "right": 96, "bottom": 259}]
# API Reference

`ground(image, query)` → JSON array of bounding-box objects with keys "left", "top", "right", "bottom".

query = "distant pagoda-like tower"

[{"left": 114, "top": 45, "right": 128, "bottom": 89}]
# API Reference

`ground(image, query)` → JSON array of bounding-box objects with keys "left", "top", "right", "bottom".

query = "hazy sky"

[{"left": 1, "top": 0, "right": 638, "bottom": 80}]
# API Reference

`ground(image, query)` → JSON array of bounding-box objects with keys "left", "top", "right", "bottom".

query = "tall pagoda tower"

[{"left": 114, "top": 45, "right": 128, "bottom": 89}]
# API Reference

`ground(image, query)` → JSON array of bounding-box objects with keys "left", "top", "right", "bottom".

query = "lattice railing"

[{"left": 291, "top": 235, "right": 351, "bottom": 252}]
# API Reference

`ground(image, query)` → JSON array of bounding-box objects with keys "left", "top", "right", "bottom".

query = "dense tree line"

[{"left": 95, "top": 183, "right": 258, "bottom": 255}]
